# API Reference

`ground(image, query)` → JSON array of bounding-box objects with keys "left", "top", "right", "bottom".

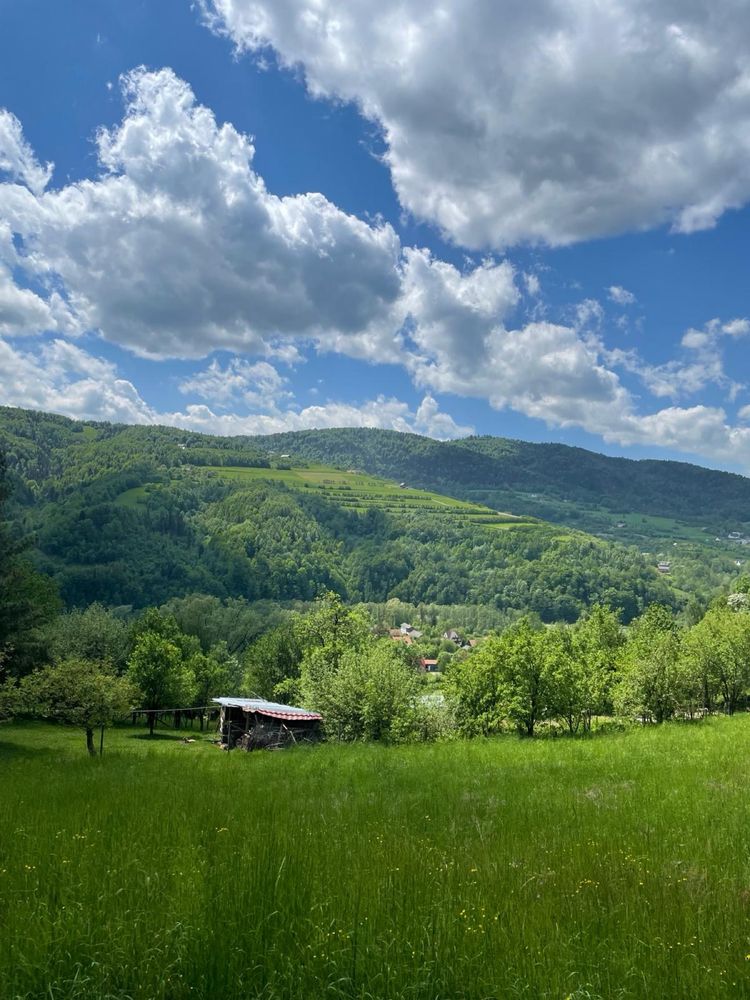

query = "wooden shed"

[{"left": 213, "top": 697, "right": 323, "bottom": 750}]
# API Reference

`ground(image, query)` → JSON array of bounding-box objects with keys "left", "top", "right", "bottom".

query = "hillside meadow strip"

[{"left": 2, "top": 720, "right": 750, "bottom": 999}]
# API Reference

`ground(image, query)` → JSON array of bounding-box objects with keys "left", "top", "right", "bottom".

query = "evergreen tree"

[{"left": 0, "top": 449, "right": 59, "bottom": 677}]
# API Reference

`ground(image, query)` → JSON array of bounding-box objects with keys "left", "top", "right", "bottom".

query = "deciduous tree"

[
  {"left": 127, "top": 632, "right": 195, "bottom": 736},
  {"left": 21, "top": 658, "right": 138, "bottom": 754},
  {"left": 302, "top": 642, "right": 419, "bottom": 742},
  {"left": 46, "top": 603, "right": 129, "bottom": 671},
  {"left": 297, "top": 591, "right": 372, "bottom": 703},
  {"left": 446, "top": 618, "right": 551, "bottom": 736},
  {"left": 615, "top": 605, "right": 683, "bottom": 723}
]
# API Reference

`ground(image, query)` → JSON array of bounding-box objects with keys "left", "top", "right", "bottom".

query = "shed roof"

[{"left": 213, "top": 697, "right": 322, "bottom": 721}]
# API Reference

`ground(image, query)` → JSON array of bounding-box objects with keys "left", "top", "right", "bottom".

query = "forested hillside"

[
  {"left": 249, "top": 428, "right": 750, "bottom": 596},
  {"left": 249, "top": 428, "right": 750, "bottom": 522},
  {"left": 0, "top": 407, "right": 674, "bottom": 621}
]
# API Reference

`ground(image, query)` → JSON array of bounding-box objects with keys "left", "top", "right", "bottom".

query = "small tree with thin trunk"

[
  {"left": 20, "top": 658, "right": 139, "bottom": 754},
  {"left": 127, "top": 632, "right": 195, "bottom": 735}
]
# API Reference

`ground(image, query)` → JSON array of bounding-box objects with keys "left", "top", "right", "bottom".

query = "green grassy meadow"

[
  {"left": 3, "top": 720, "right": 750, "bottom": 999},
  {"left": 204, "top": 465, "right": 533, "bottom": 528},
  {"left": 114, "top": 462, "right": 538, "bottom": 531}
]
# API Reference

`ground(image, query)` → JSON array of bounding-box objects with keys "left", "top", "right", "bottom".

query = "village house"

[
  {"left": 419, "top": 658, "right": 440, "bottom": 673},
  {"left": 400, "top": 622, "right": 423, "bottom": 639},
  {"left": 442, "top": 629, "right": 461, "bottom": 642},
  {"left": 388, "top": 628, "right": 414, "bottom": 645},
  {"left": 213, "top": 697, "right": 322, "bottom": 750}
]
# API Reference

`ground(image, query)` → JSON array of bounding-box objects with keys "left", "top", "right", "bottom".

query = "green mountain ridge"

[
  {"left": 248, "top": 427, "right": 750, "bottom": 523},
  {"left": 246, "top": 427, "right": 750, "bottom": 597},
  {"left": 0, "top": 406, "right": 679, "bottom": 621}
]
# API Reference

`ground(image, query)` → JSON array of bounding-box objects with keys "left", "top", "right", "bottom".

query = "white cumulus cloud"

[
  {"left": 0, "top": 110, "right": 52, "bottom": 195},
  {"left": 0, "top": 68, "right": 407, "bottom": 359},
  {"left": 604, "top": 316, "right": 750, "bottom": 403},
  {"left": 0, "top": 337, "right": 154, "bottom": 424},
  {"left": 202, "top": 0, "right": 750, "bottom": 248},
  {"left": 179, "top": 358, "right": 292, "bottom": 410},
  {"left": 0, "top": 336, "right": 473, "bottom": 440},
  {"left": 0, "top": 265, "right": 57, "bottom": 335},
  {"left": 0, "top": 67, "right": 521, "bottom": 367},
  {"left": 3, "top": 66, "right": 750, "bottom": 468},
  {"left": 608, "top": 286, "right": 636, "bottom": 306},
  {"left": 169, "top": 394, "right": 473, "bottom": 439}
]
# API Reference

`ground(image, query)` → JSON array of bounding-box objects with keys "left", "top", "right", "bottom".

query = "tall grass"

[{"left": 2, "top": 720, "right": 750, "bottom": 998}]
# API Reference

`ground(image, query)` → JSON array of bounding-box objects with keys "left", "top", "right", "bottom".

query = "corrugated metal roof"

[{"left": 213, "top": 697, "right": 322, "bottom": 721}]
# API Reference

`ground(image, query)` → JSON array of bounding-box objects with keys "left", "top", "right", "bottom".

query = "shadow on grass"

[
  {"left": 0, "top": 736, "right": 57, "bottom": 760},
  {"left": 127, "top": 731, "right": 193, "bottom": 742}
]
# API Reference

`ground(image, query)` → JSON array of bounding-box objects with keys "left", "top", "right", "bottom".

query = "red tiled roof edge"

[{"left": 253, "top": 708, "right": 323, "bottom": 722}]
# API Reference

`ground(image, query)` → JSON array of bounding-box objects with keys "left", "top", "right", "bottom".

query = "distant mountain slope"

[
  {"left": 460, "top": 435, "right": 750, "bottom": 522},
  {"left": 245, "top": 428, "right": 750, "bottom": 597},
  {"left": 0, "top": 407, "right": 674, "bottom": 621},
  {"left": 247, "top": 427, "right": 750, "bottom": 524}
]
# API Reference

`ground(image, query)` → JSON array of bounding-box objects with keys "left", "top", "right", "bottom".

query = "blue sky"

[{"left": 1, "top": 0, "right": 750, "bottom": 471}]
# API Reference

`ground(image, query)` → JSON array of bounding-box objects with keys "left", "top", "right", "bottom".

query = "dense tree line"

[
  {"left": 446, "top": 592, "right": 750, "bottom": 736},
  {"left": 246, "top": 427, "right": 750, "bottom": 597},
  {"left": 1, "top": 601, "right": 246, "bottom": 750},
  {"left": 4, "top": 571, "right": 750, "bottom": 753},
  {"left": 0, "top": 406, "right": 269, "bottom": 493},
  {"left": 1, "top": 591, "right": 429, "bottom": 751},
  {"left": 4, "top": 415, "right": 750, "bottom": 752}
]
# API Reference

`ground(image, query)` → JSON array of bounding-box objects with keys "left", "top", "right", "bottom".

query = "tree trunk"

[
  {"left": 86, "top": 727, "right": 96, "bottom": 756},
  {"left": 149, "top": 713, "right": 155, "bottom": 737}
]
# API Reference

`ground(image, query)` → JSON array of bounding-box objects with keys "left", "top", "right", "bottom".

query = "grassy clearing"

[
  {"left": 115, "top": 486, "right": 150, "bottom": 509},
  {"left": 112, "top": 462, "right": 542, "bottom": 531},
  {"left": 202, "top": 464, "right": 535, "bottom": 530},
  {"left": 3, "top": 720, "right": 750, "bottom": 998}
]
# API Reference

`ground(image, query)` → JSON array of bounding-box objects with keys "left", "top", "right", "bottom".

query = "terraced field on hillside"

[{"left": 204, "top": 464, "right": 537, "bottom": 528}]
